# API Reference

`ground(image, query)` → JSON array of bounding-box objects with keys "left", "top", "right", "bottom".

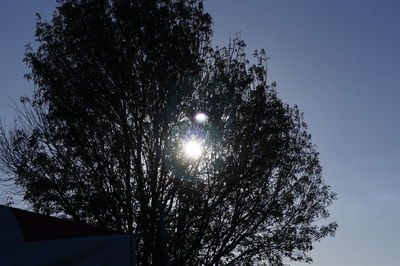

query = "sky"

[{"left": 0, "top": 1, "right": 399, "bottom": 265}]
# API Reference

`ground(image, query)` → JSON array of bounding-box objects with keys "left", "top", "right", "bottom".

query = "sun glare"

[{"left": 183, "top": 140, "right": 202, "bottom": 159}]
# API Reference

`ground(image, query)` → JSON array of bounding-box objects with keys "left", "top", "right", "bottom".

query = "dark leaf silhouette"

[{"left": 0, "top": 0, "right": 337, "bottom": 265}]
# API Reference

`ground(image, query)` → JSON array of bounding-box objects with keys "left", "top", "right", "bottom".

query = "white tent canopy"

[{"left": 0, "top": 205, "right": 135, "bottom": 266}]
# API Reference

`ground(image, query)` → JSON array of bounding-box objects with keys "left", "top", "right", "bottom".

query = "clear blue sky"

[{"left": 1, "top": 1, "right": 399, "bottom": 265}]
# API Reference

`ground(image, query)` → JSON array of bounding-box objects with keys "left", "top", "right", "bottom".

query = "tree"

[{"left": 0, "top": 0, "right": 337, "bottom": 265}]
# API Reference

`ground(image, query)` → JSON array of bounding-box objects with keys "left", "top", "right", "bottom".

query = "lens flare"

[{"left": 194, "top": 112, "right": 208, "bottom": 123}]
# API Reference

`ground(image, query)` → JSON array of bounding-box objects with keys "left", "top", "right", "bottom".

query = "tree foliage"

[{"left": 0, "top": 0, "right": 337, "bottom": 265}]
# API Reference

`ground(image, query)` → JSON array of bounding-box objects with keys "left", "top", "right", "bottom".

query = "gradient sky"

[{"left": 1, "top": 1, "right": 399, "bottom": 265}]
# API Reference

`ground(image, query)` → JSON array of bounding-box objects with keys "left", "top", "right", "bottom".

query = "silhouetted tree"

[{"left": 0, "top": 0, "right": 337, "bottom": 265}]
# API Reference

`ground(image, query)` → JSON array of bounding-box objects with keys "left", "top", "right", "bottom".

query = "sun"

[{"left": 183, "top": 140, "right": 202, "bottom": 159}]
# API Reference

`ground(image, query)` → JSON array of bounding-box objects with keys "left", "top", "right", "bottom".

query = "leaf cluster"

[{"left": 0, "top": 1, "right": 336, "bottom": 265}]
